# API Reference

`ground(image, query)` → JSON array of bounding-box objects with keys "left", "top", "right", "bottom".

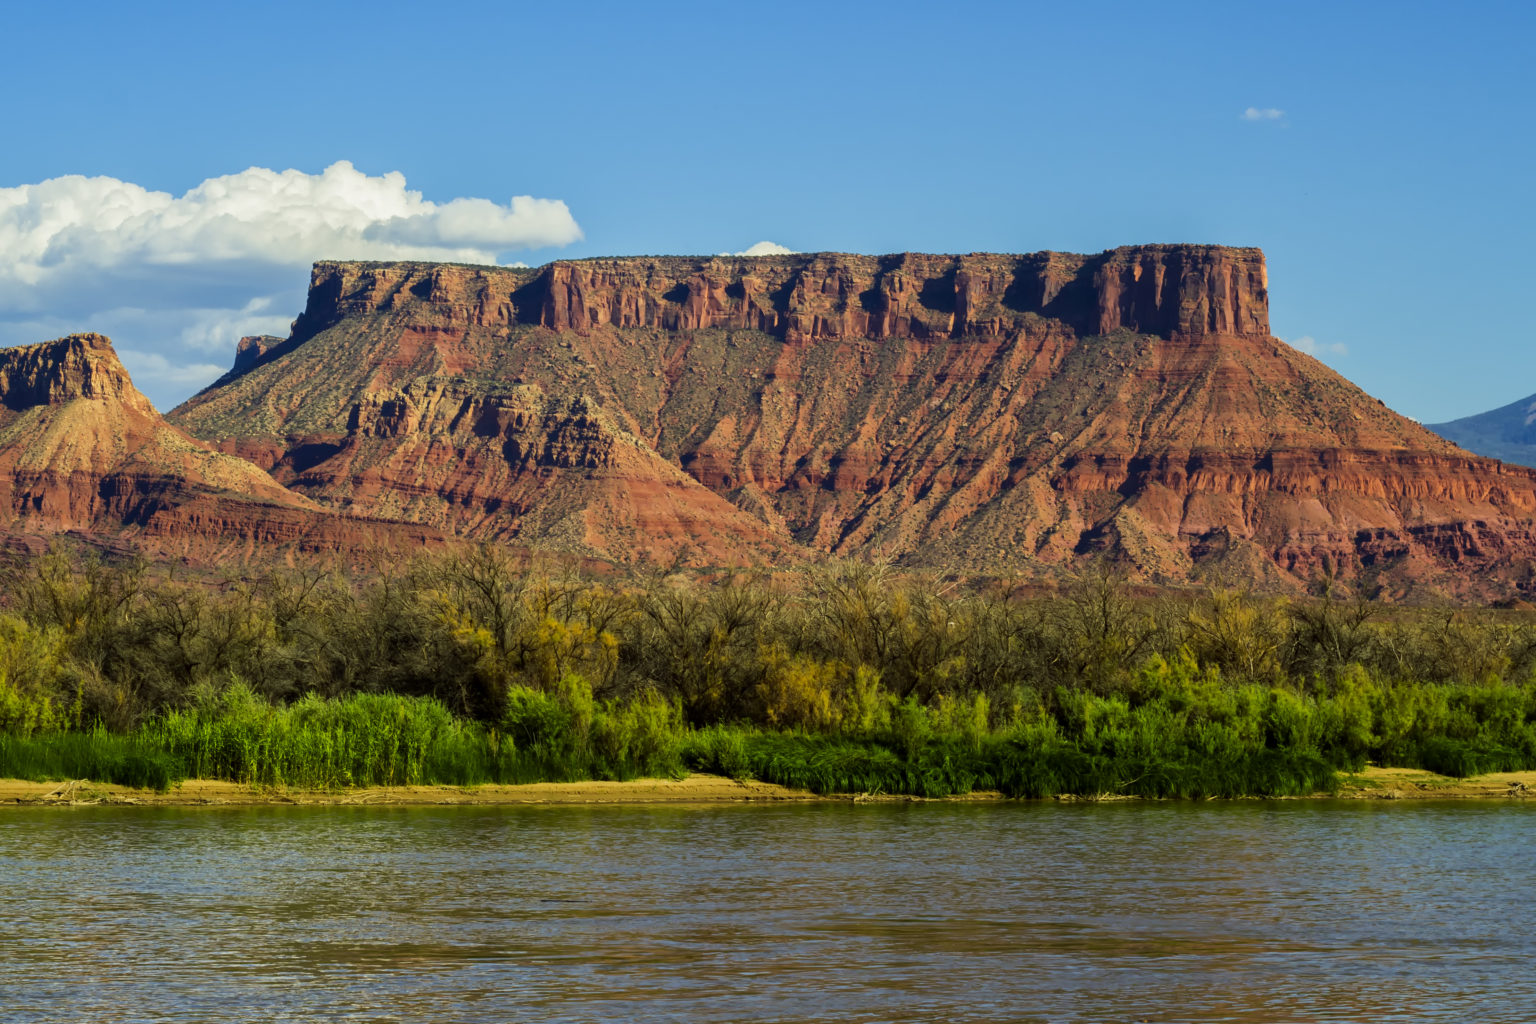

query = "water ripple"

[{"left": 0, "top": 801, "right": 1533, "bottom": 1022}]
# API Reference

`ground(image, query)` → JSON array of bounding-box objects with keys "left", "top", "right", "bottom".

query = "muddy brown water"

[{"left": 2, "top": 801, "right": 1533, "bottom": 1022}]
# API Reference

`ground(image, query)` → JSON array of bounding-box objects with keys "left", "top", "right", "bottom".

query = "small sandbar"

[
  {"left": 1, "top": 767, "right": 1533, "bottom": 807},
  {"left": 0, "top": 774, "right": 833, "bottom": 807},
  {"left": 1334, "top": 766, "right": 1536, "bottom": 801}
]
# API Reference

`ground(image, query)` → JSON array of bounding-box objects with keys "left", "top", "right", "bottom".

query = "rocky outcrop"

[
  {"left": 0, "top": 334, "right": 441, "bottom": 559},
  {"left": 171, "top": 248, "right": 1536, "bottom": 596},
  {"left": 232, "top": 335, "right": 284, "bottom": 375},
  {"left": 0, "top": 332, "right": 146, "bottom": 409},
  {"left": 266, "top": 378, "right": 788, "bottom": 565}
]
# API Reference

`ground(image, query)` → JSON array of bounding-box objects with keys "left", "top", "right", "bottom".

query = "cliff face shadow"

[
  {"left": 918, "top": 269, "right": 957, "bottom": 314},
  {"left": 1041, "top": 254, "right": 1104, "bottom": 337},
  {"left": 768, "top": 277, "right": 796, "bottom": 315},
  {"left": 1001, "top": 257, "right": 1049, "bottom": 315},
  {"left": 281, "top": 442, "right": 343, "bottom": 475},
  {"left": 999, "top": 255, "right": 1100, "bottom": 337},
  {"left": 511, "top": 275, "right": 548, "bottom": 326}
]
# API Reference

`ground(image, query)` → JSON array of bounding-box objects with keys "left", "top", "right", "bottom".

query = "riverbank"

[
  {"left": 1333, "top": 766, "right": 1535, "bottom": 801},
  {"left": 0, "top": 773, "right": 845, "bottom": 807},
  {"left": 3, "top": 767, "right": 1533, "bottom": 807}
]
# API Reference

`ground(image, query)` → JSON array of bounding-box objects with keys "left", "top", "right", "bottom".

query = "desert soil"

[{"left": 0, "top": 768, "right": 1532, "bottom": 808}]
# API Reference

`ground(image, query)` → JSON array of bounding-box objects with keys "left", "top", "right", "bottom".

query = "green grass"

[
  {"left": 0, "top": 728, "right": 181, "bottom": 791},
  {"left": 0, "top": 685, "right": 688, "bottom": 792},
  {"left": 4, "top": 661, "right": 1535, "bottom": 797},
  {"left": 680, "top": 726, "right": 1338, "bottom": 799}
]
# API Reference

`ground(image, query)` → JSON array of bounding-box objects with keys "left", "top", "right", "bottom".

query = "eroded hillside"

[{"left": 168, "top": 248, "right": 1536, "bottom": 596}]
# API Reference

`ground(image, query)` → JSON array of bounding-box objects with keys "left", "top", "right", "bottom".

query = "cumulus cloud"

[
  {"left": 173, "top": 298, "right": 295, "bottom": 354},
  {"left": 1241, "top": 107, "right": 1285, "bottom": 121},
  {"left": 0, "top": 161, "right": 582, "bottom": 407},
  {"left": 117, "top": 350, "right": 229, "bottom": 388},
  {"left": 722, "top": 240, "right": 796, "bottom": 256},
  {"left": 1291, "top": 335, "right": 1347, "bottom": 358},
  {"left": 0, "top": 161, "right": 580, "bottom": 296}
]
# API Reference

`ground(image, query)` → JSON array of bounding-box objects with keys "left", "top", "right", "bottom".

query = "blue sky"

[{"left": 1, "top": 0, "right": 1531, "bottom": 419}]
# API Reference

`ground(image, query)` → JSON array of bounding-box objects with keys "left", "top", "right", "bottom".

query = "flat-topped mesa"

[
  {"left": 290, "top": 244, "right": 1269, "bottom": 347},
  {"left": 173, "top": 246, "right": 1536, "bottom": 596},
  {"left": 0, "top": 333, "right": 147, "bottom": 411}
]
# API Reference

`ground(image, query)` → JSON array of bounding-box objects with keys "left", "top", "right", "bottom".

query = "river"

[{"left": 2, "top": 801, "right": 1532, "bottom": 1022}]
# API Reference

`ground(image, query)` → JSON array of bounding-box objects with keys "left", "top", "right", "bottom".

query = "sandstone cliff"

[
  {"left": 279, "top": 245, "right": 1268, "bottom": 347},
  {"left": 172, "top": 247, "right": 1536, "bottom": 595}
]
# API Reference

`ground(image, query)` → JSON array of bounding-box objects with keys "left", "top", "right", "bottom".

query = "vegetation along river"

[{"left": 2, "top": 801, "right": 1533, "bottom": 1022}]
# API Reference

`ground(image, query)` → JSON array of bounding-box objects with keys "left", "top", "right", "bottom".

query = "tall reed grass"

[{"left": 3, "top": 549, "right": 1536, "bottom": 796}]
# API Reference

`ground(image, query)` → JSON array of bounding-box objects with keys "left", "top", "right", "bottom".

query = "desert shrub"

[
  {"left": 625, "top": 574, "right": 773, "bottom": 723},
  {"left": 1184, "top": 591, "right": 1284, "bottom": 682},
  {"left": 1283, "top": 579, "right": 1375, "bottom": 683},
  {"left": 932, "top": 691, "right": 991, "bottom": 752},
  {"left": 0, "top": 615, "right": 77, "bottom": 734},
  {"left": 755, "top": 646, "right": 841, "bottom": 730},
  {"left": 1053, "top": 564, "right": 1169, "bottom": 694},
  {"left": 589, "top": 687, "right": 684, "bottom": 780},
  {"left": 502, "top": 673, "right": 682, "bottom": 780},
  {"left": 801, "top": 562, "right": 969, "bottom": 701},
  {"left": 839, "top": 665, "right": 892, "bottom": 735}
]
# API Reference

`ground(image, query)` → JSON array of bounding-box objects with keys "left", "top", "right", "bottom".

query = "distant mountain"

[
  {"left": 164, "top": 246, "right": 1536, "bottom": 598},
  {"left": 1428, "top": 396, "right": 1536, "bottom": 469}
]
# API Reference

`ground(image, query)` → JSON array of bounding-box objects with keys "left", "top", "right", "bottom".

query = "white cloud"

[
  {"left": 1291, "top": 335, "right": 1348, "bottom": 358},
  {"left": 0, "top": 161, "right": 579, "bottom": 297},
  {"left": 173, "top": 298, "right": 294, "bottom": 354},
  {"left": 722, "top": 240, "right": 796, "bottom": 256},
  {"left": 117, "top": 349, "right": 229, "bottom": 389},
  {"left": 1241, "top": 107, "right": 1285, "bottom": 121},
  {"left": 0, "top": 161, "right": 582, "bottom": 408}
]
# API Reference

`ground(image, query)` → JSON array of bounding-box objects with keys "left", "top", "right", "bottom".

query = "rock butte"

[
  {"left": 0, "top": 333, "right": 442, "bottom": 560},
  {"left": 5, "top": 245, "right": 1534, "bottom": 598}
]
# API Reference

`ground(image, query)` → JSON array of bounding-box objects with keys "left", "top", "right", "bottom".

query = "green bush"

[{"left": 3, "top": 550, "right": 1536, "bottom": 797}]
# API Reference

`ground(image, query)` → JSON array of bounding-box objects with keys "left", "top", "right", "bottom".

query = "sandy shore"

[
  {"left": 0, "top": 774, "right": 835, "bottom": 807},
  {"left": 1, "top": 767, "right": 1533, "bottom": 808},
  {"left": 1332, "top": 766, "right": 1536, "bottom": 801}
]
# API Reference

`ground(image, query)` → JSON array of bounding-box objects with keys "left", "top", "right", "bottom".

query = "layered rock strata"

[
  {"left": 280, "top": 245, "right": 1268, "bottom": 348},
  {"left": 171, "top": 247, "right": 1536, "bottom": 595}
]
